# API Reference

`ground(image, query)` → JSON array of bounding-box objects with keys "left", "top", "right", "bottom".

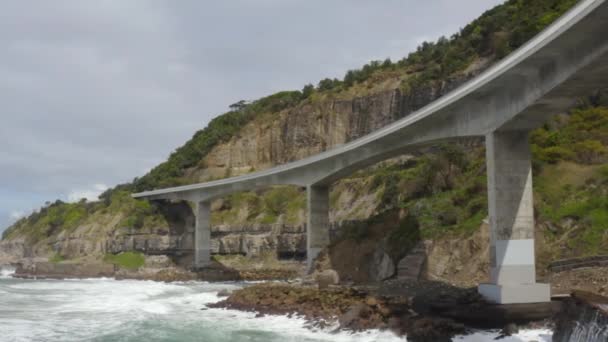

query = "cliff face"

[
  {"left": 196, "top": 89, "right": 404, "bottom": 181},
  {"left": 187, "top": 67, "right": 486, "bottom": 258},
  {"left": 5, "top": 0, "right": 605, "bottom": 284},
  {"left": 194, "top": 69, "right": 484, "bottom": 182},
  {"left": 0, "top": 62, "right": 486, "bottom": 264},
  {"left": 0, "top": 201, "right": 195, "bottom": 265}
]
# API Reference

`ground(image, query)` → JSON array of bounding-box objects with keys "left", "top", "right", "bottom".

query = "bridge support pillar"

[
  {"left": 307, "top": 185, "right": 330, "bottom": 271},
  {"left": 478, "top": 130, "right": 550, "bottom": 304},
  {"left": 194, "top": 200, "right": 212, "bottom": 269}
]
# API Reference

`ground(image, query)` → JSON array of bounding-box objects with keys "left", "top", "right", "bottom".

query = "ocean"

[{"left": 0, "top": 268, "right": 553, "bottom": 342}]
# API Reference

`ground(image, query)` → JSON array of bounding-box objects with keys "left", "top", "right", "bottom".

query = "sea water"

[{"left": 0, "top": 269, "right": 553, "bottom": 342}]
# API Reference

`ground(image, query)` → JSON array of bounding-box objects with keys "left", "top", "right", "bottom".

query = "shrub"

[
  {"left": 262, "top": 187, "right": 301, "bottom": 216},
  {"left": 573, "top": 140, "right": 607, "bottom": 164},
  {"left": 104, "top": 252, "right": 145, "bottom": 270},
  {"left": 534, "top": 146, "right": 575, "bottom": 164},
  {"left": 49, "top": 253, "right": 65, "bottom": 263}
]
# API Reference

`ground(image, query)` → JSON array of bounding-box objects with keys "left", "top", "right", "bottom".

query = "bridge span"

[{"left": 134, "top": 0, "right": 608, "bottom": 304}]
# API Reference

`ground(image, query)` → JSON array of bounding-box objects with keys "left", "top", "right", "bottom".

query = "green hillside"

[{"left": 5, "top": 0, "right": 607, "bottom": 262}]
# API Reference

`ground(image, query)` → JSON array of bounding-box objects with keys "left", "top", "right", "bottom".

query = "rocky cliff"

[{"left": 3, "top": 0, "right": 607, "bottom": 285}]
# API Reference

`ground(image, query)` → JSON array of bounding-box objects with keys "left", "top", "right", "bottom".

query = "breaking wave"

[{"left": 0, "top": 277, "right": 552, "bottom": 341}]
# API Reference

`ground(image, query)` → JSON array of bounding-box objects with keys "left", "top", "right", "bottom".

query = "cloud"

[
  {"left": 0, "top": 0, "right": 504, "bottom": 230},
  {"left": 67, "top": 184, "right": 109, "bottom": 203}
]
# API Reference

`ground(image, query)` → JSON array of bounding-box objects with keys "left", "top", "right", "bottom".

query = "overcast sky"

[{"left": 0, "top": 0, "right": 504, "bottom": 232}]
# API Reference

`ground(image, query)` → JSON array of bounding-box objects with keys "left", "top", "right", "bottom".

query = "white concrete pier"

[
  {"left": 478, "top": 131, "right": 550, "bottom": 303},
  {"left": 194, "top": 201, "right": 211, "bottom": 268},
  {"left": 307, "top": 186, "right": 330, "bottom": 271}
]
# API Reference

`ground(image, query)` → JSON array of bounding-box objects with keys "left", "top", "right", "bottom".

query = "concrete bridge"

[{"left": 134, "top": 0, "right": 608, "bottom": 304}]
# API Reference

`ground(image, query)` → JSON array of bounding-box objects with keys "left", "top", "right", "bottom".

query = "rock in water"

[
  {"left": 217, "top": 289, "right": 232, "bottom": 297},
  {"left": 338, "top": 303, "right": 372, "bottom": 329},
  {"left": 495, "top": 323, "right": 518, "bottom": 339},
  {"left": 553, "top": 290, "right": 608, "bottom": 342}
]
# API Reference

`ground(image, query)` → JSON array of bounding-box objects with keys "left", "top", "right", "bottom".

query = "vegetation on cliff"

[
  {"left": 364, "top": 105, "right": 608, "bottom": 261},
  {"left": 106, "top": 0, "right": 582, "bottom": 193},
  {"left": 103, "top": 252, "right": 145, "bottom": 270},
  {"left": 4, "top": 0, "right": 606, "bottom": 269}
]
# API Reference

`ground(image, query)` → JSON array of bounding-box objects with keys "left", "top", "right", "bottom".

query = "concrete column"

[
  {"left": 194, "top": 200, "right": 211, "bottom": 269},
  {"left": 307, "top": 185, "right": 330, "bottom": 271},
  {"left": 479, "top": 130, "right": 550, "bottom": 304}
]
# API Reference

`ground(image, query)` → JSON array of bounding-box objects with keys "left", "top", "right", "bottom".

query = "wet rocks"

[
  {"left": 553, "top": 290, "right": 608, "bottom": 342},
  {"left": 406, "top": 317, "right": 466, "bottom": 342},
  {"left": 339, "top": 303, "right": 372, "bottom": 328},
  {"left": 210, "top": 283, "right": 469, "bottom": 341},
  {"left": 496, "top": 323, "right": 519, "bottom": 339},
  {"left": 217, "top": 289, "right": 232, "bottom": 297},
  {"left": 209, "top": 283, "right": 366, "bottom": 320}
]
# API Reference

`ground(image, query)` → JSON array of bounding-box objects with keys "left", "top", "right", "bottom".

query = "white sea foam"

[
  {"left": 0, "top": 277, "right": 553, "bottom": 342},
  {"left": 454, "top": 329, "right": 553, "bottom": 341},
  {"left": 0, "top": 265, "right": 16, "bottom": 278}
]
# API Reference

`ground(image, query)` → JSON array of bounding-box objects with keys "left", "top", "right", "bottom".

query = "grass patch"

[
  {"left": 49, "top": 253, "right": 65, "bottom": 263},
  {"left": 103, "top": 252, "right": 145, "bottom": 270}
]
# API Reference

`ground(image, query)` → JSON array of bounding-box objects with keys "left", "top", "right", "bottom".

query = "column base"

[
  {"left": 194, "top": 248, "right": 211, "bottom": 269},
  {"left": 478, "top": 283, "right": 551, "bottom": 304},
  {"left": 307, "top": 247, "right": 323, "bottom": 272}
]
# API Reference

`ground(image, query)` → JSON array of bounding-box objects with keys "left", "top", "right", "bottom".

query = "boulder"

[
  {"left": 338, "top": 303, "right": 372, "bottom": 328},
  {"left": 398, "top": 241, "right": 428, "bottom": 280},
  {"left": 315, "top": 269, "right": 340, "bottom": 289},
  {"left": 369, "top": 248, "right": 395, "bottom": 281},
  {"left": 373, "top": 251, "right": 395, "bottom": 281},
  {"left": 497, "top": 323, "right": 519, "bottom": 338},
  {"left": 217, "top": 289, "right": 232, "bottom": 297}
]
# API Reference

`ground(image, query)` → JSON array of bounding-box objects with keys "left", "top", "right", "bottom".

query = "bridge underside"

[{"left": 134, "top": 0, "right": 608, "bottom": 304}]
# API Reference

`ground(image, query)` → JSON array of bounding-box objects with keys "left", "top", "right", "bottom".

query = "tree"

[
  {"left": 381, "top": 58, "right": 393, "bottom": 69},
  {"left": 318, "top": 78, "right": 339, "bottom": 91},
  {"left": 229, "top": 100, "right": 248, "bottom": 111},
  {"left": 343, "top": 70, "right": 356, "bottom": 87},
  {"left": 301, "top": 84, "right": 314, "bottom": 99}
]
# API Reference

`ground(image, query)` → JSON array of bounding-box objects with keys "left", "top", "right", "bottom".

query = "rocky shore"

[
  {"left": 6, "top": 257, "right": 608, "bottom": 341},
  {"left": 9, "top": 259, "right": 298, "bottom": 282},
  {"left": 553, "top": 290, "right": 608, "bottom": 341},
  {"left": 209, "top": 280, "right": 559, "bottom": 342}
]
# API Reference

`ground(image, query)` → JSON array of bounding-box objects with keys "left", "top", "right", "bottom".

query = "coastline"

[
  {"left": 8, "top": 259, "right": 297, "bottom": 283},
  {"left": 0, "top": 275, "right": 557, "bottom": 342},
  {"left": 3, "top": 263, "right": 607, "bottom": 341},
  {"left": 3, "top": 261, "right": 608, "bottom": 341}
]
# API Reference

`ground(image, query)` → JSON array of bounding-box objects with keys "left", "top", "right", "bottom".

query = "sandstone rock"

[
  {"left": 365, "top": 296, "right": 378, "bottom": 306},
  {"left": 315, "top": 269, "right": 340, "bottom": 289},
  {"left": 338, "top": 303, "right": 372, "bottom": 328},
  {"left": 144, "top": 255, "right": 173, "bottom": 268},
  {"left": 397, "top": 241, "right": 428, "bottom": 281},
  {"left": 371, "top": 250, "right": 395, "bottom": 281},
  {"left": 15, "top": 262, "right": 116, "bottom": 279}
]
